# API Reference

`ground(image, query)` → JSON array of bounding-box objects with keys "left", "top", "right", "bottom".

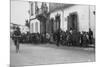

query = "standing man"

[
  {"left": 88, "top": 28, "right": 93, "bottom": 44},
  {"left": 13, "top": 26, "right": 21, "bottom": 53},
  {"left": 56, "top": 29, "right": 60, "bottom": 47},
  {"left": 69, "top": 28, "right": 73, "bottom": 46}
]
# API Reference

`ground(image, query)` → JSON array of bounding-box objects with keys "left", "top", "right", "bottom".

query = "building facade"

[
  {"left": 29, "top": 1, "right": 49, "bottom": 34},
  {"left": 50, "top": 4, "right": 95, "bottom": 38},
  {"left": 29, "top": 2, "right": 95, "bottom": 38}
]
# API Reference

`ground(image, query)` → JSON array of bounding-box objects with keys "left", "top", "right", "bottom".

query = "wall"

[
  {"left": 89, "top": 5, "right": 96, "bottom": 37},
  {"left": 50, "top": 10, "right": 63, "bottom": 31},
  {"left": 50, "top": 5, "right": 95, "bottom": 37},
  {"left": 30, "top": 19, "right": 40, "bottom": 33}
]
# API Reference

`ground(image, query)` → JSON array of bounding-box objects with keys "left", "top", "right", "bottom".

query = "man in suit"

[
  {"left": 88, "top": 28, "right": 93, "bottom": 44},
  {"left": 56, "top": 29, "right": 60, "bottom": 47}
]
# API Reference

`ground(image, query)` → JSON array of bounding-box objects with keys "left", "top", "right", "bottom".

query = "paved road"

[{"left": 10, "top": 39, "right": 95, "bottom": 66}]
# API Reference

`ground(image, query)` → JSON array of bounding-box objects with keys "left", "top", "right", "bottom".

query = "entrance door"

[
  {"left": 67, "top": 12, "right": 78, "bottom": 31},
  {"left": 55, "top": 14, "right": 60, "bottom": 31}
]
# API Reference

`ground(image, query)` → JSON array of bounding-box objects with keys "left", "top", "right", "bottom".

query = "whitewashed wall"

[
  {"left": 50, "top": 10, "right": 63, "bottom": 30},
  {"left": 50, "top": 5, "right": 95, "bottom": 37},
  {"left": 30, "top": 19, "right": 40, "bottom": 33},
  {"left": 89, "top": 5, "right": 95, "bottom": 37}
]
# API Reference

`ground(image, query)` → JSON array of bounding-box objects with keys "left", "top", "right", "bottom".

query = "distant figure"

[
  {"left": 69, "top": 28, "right": 73, "bottom": 35},
  {"left": 88, "top": 28, "right": 93, "bottom": 44},
  {"left": 72, "top": 30, "right": 77, "bottom": 46},
  {"left": 81, "top": 32, "right": 88, "bottom": 47},
  {"left": 80, "top": 31, "right": 83, "bottom": 46},
  {"left": 56, "top": 30, "right": 60, "bottom": 47},
  {"left": 46, "top": 33, "right": 50, "bottom": 42},
  {"left": 68, "top": 28, "right": 73, "bottom": 46},
  {"left": 13, "top": 27, "right": 21, "bottom": 53},
  {"left": 66, "top": 31, "right": 73, "bottom": 46}
]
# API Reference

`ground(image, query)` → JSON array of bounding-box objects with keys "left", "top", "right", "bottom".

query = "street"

[{"left": 10, "top": 39, "right": 95, "bottom": 66}]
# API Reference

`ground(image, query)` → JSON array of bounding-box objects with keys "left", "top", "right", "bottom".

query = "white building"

[
  {"left": 30, "top": 19, "right": 40, "bottom": 33},
  {"left": 29, "top": 1, "right": 49, "bottom": 34},
  {"left": 50, "top": 4, "right": 95, "bottom": 37}
]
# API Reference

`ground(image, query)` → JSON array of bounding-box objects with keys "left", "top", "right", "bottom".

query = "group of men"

[{"left": 54, "top": 28, "right": 94, "bottom": 47}]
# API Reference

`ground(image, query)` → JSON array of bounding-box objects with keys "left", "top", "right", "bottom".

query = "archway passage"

[{"left": 67, "top": 12, "right": 78, "bottom": 31}]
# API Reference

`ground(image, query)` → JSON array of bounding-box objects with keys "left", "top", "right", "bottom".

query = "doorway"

[{"left": 67, "top": 12, "right": 78, "bottom": 31}]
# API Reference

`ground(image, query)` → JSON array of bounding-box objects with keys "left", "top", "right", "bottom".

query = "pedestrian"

[
  {"left": 13, "top": 26, "right": 21, "bottom": 53},
  {"left": 82, "top": 32, "right": 88, "bottom": 47},
  {"left": 88, "top": 28, "right": 93, "bottom": 44},
  {"left": 72, "top": 30, "right": 77, "bottom": 46},
  {"left": 56, "top": 29, "right": 60, "bottom": 47},
  {"left": 67, "top": 31, "right": 73, "bottom": 46},
  {"left": 80, "top": 32, "right": 83, "bottom": 46}
]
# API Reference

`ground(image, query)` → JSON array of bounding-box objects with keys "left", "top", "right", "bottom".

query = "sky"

[
  {"left": 11, "top": 1, "right": 50, "bottom": 25},
  {"left": 11, "top": 1, "right": 29, "bottom": 25}
]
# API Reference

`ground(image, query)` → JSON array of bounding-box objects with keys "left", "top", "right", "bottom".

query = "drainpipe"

[
  {"left": 62, "top": 9, "right": 64, "bottom": 31},
  {"left": 89, "top": 5, "right": 91, "bottom": 30}
]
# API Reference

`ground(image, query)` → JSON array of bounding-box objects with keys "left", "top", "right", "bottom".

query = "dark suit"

[{"left": 56, "top": 31, "right": 60, "bottom": 47}]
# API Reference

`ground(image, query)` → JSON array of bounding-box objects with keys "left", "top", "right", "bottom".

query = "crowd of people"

[
  {"left": 53, "top": 28, "right": 95, "bottom": 47},
  {"left": 11, "top": 27, "right": 95, "bottom": 53}
]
